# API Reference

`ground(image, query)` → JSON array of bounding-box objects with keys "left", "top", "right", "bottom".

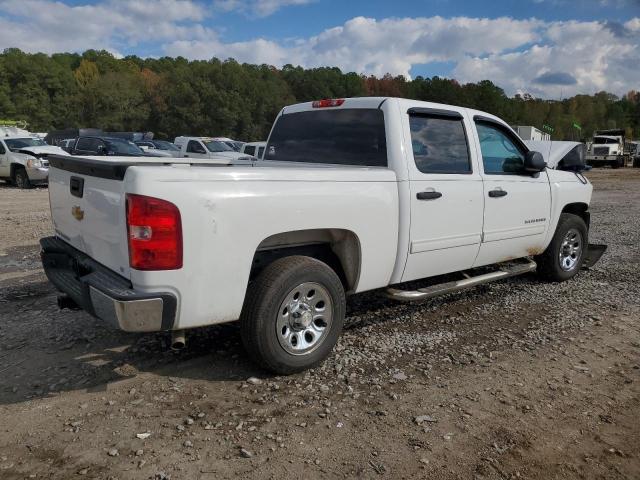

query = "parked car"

[
  {"left": 135, "top": 140, "right": 181, "bottom": 158},
  {"left": 70, "top": 136, "right": 167, "bottom": 157},
  {"left": 211, "top": 136, "right": 245, "bottom": 152},
  {"left": 0, "top": 133, "right": 68, "bottom": 188},
  {"left": 41, "top": 97, "right": 606, "bottom": 374},
  {"left": 174, "top": 136, "right": 252, "bottom": 162},
  {"left": 241, "top": 141, "right": 266, "bottom": 159}
]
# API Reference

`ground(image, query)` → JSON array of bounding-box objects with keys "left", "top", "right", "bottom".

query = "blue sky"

[{"left": 1, "top": 0, "right": 639, "bottom": 97}]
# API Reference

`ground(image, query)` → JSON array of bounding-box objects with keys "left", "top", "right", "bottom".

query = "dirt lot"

[{"left": 0, "top": 170, "right": 638, "bottom": 480}]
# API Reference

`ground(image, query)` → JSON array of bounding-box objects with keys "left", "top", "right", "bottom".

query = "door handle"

[
  {"left": 488, "top": 189, "right": 508, "bottom": 198},
  {"left": 416, "top": 191, "right": 443, "bottom": 200}
]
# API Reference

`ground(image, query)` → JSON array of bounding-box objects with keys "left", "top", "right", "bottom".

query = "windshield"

[
  {"left": 593, "top": 137, "right": 620, "bottom": 145},
  {"left": 106, "top": 139, "right": 144, "bottom": 155},
  {"left": 204, "top": 140, "right": 234, "bottom": 153},
  {"left": 153, "top": 140, "right": 179, "bottom": 151},
  {"left": 224, "top": 141, "right": 243, "bottom": 151},
  {"left": 5, "top": 137, "right": 47, "bottom": 150}
]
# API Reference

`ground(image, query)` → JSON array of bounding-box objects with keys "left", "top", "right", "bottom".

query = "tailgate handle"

[{"left": 70, "top": 176, "right": 84, "bottom": 198}]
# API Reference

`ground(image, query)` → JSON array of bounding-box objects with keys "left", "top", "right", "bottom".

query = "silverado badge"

[{"left": 71, "top": 206, "right": 84, "bottom": 221}]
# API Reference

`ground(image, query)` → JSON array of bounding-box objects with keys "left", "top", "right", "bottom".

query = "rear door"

[
  {"left": 471, "top": 119, "right": 551, "bottom": 267},
  {"left": 401, "top": 107, "right": 484, "bottom": 282}
]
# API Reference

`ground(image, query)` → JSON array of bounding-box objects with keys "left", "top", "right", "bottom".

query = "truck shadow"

[{"left": 0, "top": 272, "right": 532, "bottom": 406}]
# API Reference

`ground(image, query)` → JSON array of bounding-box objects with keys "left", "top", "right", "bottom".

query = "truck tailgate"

[{"left": 48, "top": 156, "right": 133, "bottom": 279}]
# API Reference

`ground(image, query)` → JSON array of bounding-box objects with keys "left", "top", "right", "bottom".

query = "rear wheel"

[
  {"left": 240, "top": 255, "right": 345, "bottom": 374},
  {"left": 13, "top": 167, "right": 32, "bottom": 189},
  {"left": 535, "top": 213, "right": 587, "bottom": 282}
]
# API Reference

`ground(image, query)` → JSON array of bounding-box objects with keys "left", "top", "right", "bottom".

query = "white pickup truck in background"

[
  {"left": 41, "top": 97, "right": 605, "bottom": 374},
  {"left": 174, "top": 136, "right": 253, "bottom": 163}
]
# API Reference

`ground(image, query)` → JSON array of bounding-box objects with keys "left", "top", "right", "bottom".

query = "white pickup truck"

[
  {"left": 0, "top": 133, "right": 68, "bottom": 188},
  {"left": 174, "top": 136, "right": 252, "bottom": 163},
  {"left": 41, "top": 97, "right": 605, "bottom": 374}
]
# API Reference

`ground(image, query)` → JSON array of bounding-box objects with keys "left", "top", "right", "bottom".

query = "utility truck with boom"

[{"left": 41, "top": 97, "right": 606, "bottom": 374}]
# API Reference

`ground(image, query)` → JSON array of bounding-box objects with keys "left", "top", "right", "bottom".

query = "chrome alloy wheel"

[
  {"left": 559, "top": 228, "right": 582, "bottom": 271},
  {"left": 276, "top": 282, "right": 333, "bottom": 356}
]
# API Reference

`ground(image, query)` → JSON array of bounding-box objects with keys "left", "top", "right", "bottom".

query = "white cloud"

[
  {"left": 213, "top": 0, "right": 314, "bottom": 17},
  {"left": 0, "top": 0, "right": 208, "bottom": 53},
  {"left": 453, "top": 19, "right": 640, "bottom": 97},
  {"left": 0, "top": 0, "right": 638, "bottom": 98},
  {"left": 165, "top": 36, "right": 292, "bottom": 65}
]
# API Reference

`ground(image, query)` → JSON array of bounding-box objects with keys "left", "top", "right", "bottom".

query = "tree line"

[{"left": 0, "top": 48, "right": 638, "bottom": 141}]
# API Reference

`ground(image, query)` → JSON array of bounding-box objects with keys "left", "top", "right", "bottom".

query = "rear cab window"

[{"left": 265, "top": 108, "right": 387, "bottom": 167}]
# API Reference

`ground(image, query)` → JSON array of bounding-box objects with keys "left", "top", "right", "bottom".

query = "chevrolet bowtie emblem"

[{"left": 71, "top": 205, "right": 84, "bottom": 221}]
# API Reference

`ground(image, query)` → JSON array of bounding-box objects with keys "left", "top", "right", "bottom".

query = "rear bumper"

[{"left": 40, "top": 236, "right": 176, "bottom": 332}]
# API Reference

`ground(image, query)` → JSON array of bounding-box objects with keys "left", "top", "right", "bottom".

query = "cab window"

[
  {"left": 244, "top": 145, "right": 255, "bottom": 156},
  {"left": 476, "top": 123, "right": 525, "bottom": 174},
  {"left": 409, "top": 115, "right": 471, "bottom": 174},
  {"left": 187, "top": 140, "right": 205, "bottom": 154},
  {"left": 75, "top": 137, "right": 93, "bottom": 151}
]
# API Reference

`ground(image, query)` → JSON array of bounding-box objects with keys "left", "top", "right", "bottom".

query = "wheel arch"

[
  {"left": 10, "top": 163, "right": 25, "bottom": 178},
  {"left": 250, "top": 228, "right": 361, "bottom": 293},
  {"left": 561, "top": 202, "right": 590, "bottom": 230}
]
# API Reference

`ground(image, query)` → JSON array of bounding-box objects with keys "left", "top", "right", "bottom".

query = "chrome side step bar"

[{"left": 385, "top": 259, "right": 537, "bottom": 302}]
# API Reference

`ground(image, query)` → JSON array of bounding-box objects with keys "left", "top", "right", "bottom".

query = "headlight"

[{"left": 26, "top": 157, "right": 42, "bottom": 168}]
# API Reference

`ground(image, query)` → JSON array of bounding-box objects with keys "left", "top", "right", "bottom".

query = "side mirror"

[{"left": 524, "top": 151, "right": 546, "bottom": 173}]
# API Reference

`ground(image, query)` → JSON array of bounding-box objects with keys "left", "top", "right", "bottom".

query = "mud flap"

[{"left": 582, "top": 244, "right": 607, "bottom": 269}]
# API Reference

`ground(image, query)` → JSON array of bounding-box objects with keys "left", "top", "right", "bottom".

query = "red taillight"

[
  {"left": 126, "top": 194, "right": 182, "bottom": 271},
  {"left": 312, "top": 98, "right": 345, "bottom": 108}
]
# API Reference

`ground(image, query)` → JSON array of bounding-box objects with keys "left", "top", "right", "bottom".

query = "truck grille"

[{"left": 593, "top": 147, "right": 609, "bottom": 155}]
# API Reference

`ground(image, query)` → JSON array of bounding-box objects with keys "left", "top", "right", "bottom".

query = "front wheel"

[
  {"left": 535, "top": 213, "right": 587, "bottom": 282},
  {"left": 13, "top": 167, "right": 32, "bottom": 189},
  {"left": 240, "top": 256, "right": 345, "bottom": 374}
]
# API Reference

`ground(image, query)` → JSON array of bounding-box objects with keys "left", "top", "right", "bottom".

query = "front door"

[
  {"left": 402, "top": 109, "right": 484, "bottom": 282},
  {"left": 472, "top": 120, "right": 551, "bottom": 267}
]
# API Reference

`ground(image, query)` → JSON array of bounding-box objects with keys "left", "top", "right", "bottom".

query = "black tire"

[
  {"left": 611, "top": 160, "right": 620, "bottom": 169},
  {"left": 535, "top": 213, "right": 588, "bottom": 282},
  {"left": 13, "top": 167, "right": 32, "bottom": 189},
  {"left": 240, "top": 255, "right": 346, "bottom": 375}
]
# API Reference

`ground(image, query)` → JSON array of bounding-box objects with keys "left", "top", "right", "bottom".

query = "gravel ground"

[{"left": 0, "top": 171, "right": 638, "bottom": 479}]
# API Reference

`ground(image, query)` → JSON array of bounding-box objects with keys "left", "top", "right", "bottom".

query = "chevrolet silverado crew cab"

[{"left": 41, "top": 97, "right": 605, "bottom": 374}]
